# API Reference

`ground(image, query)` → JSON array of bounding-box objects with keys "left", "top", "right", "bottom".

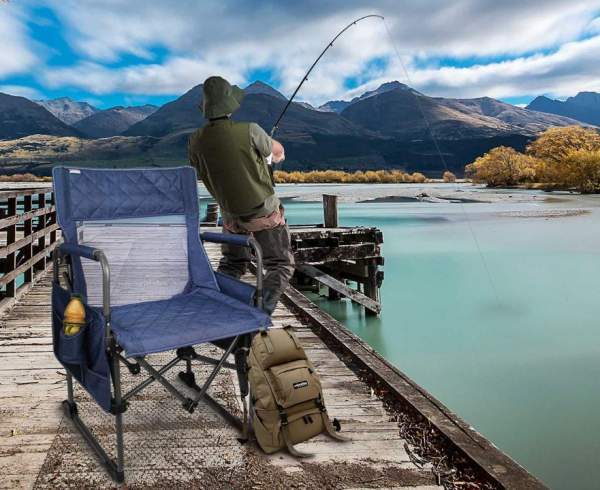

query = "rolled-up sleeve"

[{"left": 249, "top": 123, "right": 272, "bottom": 158}]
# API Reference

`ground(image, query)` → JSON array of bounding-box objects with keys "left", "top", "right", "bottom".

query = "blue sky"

[{"left": 1, "top": 1, "right": 600, "bottom": 109}]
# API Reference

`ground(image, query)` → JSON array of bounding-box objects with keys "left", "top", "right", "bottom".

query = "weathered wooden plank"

[
  {"left": 0, "top": 206, "right": 55, "bottom": 230},
  {"left": 296, "top": 263, "right": 381, "bottom": 314},
  {"left": 294, "top": 242, "right": 379, "bottom": 264},
  {"left": 0, "top": 242, "right": 59, "bottom": 286},
  {"left": 0, "top": 224, "right": 59, "bottom": 258}
]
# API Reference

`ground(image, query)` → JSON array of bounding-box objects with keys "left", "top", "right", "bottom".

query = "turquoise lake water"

[{"left": 244, "top": 184, "right": 599, "bottom": 490}]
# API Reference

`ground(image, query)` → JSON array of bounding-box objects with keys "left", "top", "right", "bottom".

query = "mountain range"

[
  {"left": 0, "top": 93, "right": 80, "bottom": 139},
  {"left": 35, "top": 97, "right": 99, "bottom": 125},
  {"left": 1, "top": 82, "right": 598, "bottom": 176},
  {"left": 526, "top": 92, "right": 600, "bottom": 126},
  {"left": 319, "top": 81, "right": 420, "bottom": 113},
  {"left": 74, "top": 105, "right": 157, "bottom": 138}
]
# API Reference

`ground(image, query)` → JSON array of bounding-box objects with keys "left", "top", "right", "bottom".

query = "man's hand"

[{"left": 272, "top": 139, "right": 285, "bottom": 163}]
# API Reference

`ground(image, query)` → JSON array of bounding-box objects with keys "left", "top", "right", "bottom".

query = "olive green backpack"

[{"left": 248, "top": 327, "right": 348, "bottom": 457}]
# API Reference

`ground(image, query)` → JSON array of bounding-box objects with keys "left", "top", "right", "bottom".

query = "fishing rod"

[{"left": 270, "top": 14, "right": 384, "bottom": 137}]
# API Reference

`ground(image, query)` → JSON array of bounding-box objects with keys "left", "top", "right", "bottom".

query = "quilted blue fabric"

[
  {"left": 62, "top": 167, "right": 187, "bottom": 221},
  {"left": 110, "top": 286, "right": 272, "bottom": 358}
]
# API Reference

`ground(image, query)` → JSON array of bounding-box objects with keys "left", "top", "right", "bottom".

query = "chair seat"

[{"left": 110, "top": 287, "right": 271, "bottom": 357}]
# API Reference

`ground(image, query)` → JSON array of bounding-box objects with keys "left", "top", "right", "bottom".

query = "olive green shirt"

[{"left": 188, "top": 119, "right": 280, "bottom": 219}]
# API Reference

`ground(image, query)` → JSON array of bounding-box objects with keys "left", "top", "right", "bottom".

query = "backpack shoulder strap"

[
  {"left": 280, "top": 412, "right": 313, "bottom": 458},
  {"left": 316, "top": 398, "right": 350, "bottom": 442},
  {"left": 283, "top": 325, "right": 302, "bottom": 351}
]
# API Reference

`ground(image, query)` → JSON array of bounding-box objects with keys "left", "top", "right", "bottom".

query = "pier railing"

[{"left": 0, "top": 187, "right": 59, "bottom": 311}]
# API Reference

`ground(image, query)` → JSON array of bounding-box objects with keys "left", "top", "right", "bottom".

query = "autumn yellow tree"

[
  {"left": 525, "top": 126, "right": 600, "bottom": 190},
  {"left": 465, "top": 146, "right": 538, "bottom": 187},
  {"left": 442, "top": 171, "right": 456, "bottom": 183},
  {"left": 410, "top": 172, "right": 426, "bottom": 183},
  {"left": 552, "top": 149, "right": 600, "bottom": 193},
  {"left": 526, "top": 126, "right": 600, "bottom": 164}
]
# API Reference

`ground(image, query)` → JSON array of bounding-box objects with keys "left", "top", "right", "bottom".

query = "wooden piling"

[
  {"left": 203, "top": 202, "right": 219, "bottom": 226},
  {"left": 323, "top": 194, "right": 338, "bottom": 228}
]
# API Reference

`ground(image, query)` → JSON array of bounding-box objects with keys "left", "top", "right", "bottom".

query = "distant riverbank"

[{"left": 272, "top": 182, "right": 552, "bottom": 204}]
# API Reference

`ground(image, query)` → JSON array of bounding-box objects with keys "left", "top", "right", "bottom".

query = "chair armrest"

[
  {"left": 200, "top": 232, "right": 264, "bottom": 310},
  {"left": 215, "top": 272, "right": 256, "bottom": 306},
  {"left": 200, "top": 232, "right": 252, "bottom": 247},
  {"left": 56, "top": 243, "right": 112, "bottom": 322},
  {"left": 60, "top": 243, "right": 102, "bottom": 261}
]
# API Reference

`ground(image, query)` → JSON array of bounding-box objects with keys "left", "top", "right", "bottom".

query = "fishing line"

[
  {"left": 270, "top": 14, "right": 384, "bottom": 137},
  {"left": 382, "top": 18, "right": 501, "bottom": 305}
]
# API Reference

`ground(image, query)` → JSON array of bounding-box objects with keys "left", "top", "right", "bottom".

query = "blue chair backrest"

[{"left": 53, "top": 167, "right": 217, "bottom": 306}]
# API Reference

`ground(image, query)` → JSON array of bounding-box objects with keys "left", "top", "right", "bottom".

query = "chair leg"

[
  {"left": 176, "top": 337, "right": 248, "bottom": 434},
  {"left": 239, "top": 388, "right": 250, "bottom": 443},
  {"left": 191, "top": 336, "right": 239, "bottom": 403},
  {"left": 67, "top": 370, "right": 74, "bottom": 403},
  {"left": 112, "top": 350, "right": 125, "bottom": 482},
  {"left": 177, "top": 358, "right": 198, "bottom": 392},
  {"left": 62, "top": 370, "right": 125, "bottom": 483},
  {"left": 137, "top": 357, "right": 198, "bottom": 413},
  {"left": 234, "top": 337, "right": 251, "bottom": 442}
]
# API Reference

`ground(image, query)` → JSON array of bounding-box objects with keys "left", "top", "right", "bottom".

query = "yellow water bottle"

[{"left": 63, "top": 295, "right": 86, "bottom": 336}]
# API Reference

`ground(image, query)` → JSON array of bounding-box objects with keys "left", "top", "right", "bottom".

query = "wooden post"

[
  {"left": 4, "top": 197, "right": 16, "bottom": 298},
  {"left": 364, "top": 259, "right": 380, "bottom": 316},
  {"left": 323, "top": 194, "right": 338, "bottom": 228},
  {"left": 48, "top": 193, "right": 57, "bottom": 245},
  {"left": 204, "top": 202, "right": 219, "bottom": 226},
  {"left": 34, "top": 193, "right": 46, "bottom": 272},
  {"left": 23, "top": 195, "right": 33, "bottom": 284},
  {"left": 328, "top": 279, "right": 342, "bottom": 300}
]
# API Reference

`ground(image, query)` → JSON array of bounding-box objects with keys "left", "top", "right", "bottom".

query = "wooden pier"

[
  {"left": 0, "top": 186, "right": 546, "bottom": 489},
  {"left": 204, "top": 194, "right": 385, "bottom": 315}
]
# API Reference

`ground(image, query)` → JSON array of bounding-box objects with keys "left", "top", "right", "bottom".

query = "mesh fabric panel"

[{"left": 77, "top": 218, "right": 189, "bottom": 307}]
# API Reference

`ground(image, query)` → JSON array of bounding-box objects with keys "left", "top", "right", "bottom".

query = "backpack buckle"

[
  {"left": 315, "top": 397, "right": 326, "bottom": 412},
  {"left": 279, "top": 409, "right": 289, "bottom": 426}
]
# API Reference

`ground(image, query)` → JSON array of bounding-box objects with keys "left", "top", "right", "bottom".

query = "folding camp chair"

[{"left": 51, "top": 166, "right": 271, "bottom": 483}]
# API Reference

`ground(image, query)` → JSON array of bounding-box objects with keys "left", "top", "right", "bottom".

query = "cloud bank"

[{"left": 2, "top": 0, "right": 600, "bottom": 104}]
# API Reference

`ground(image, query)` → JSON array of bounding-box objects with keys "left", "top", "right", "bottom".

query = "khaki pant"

[{"left": 218, "top": 223, "right": 295, "bottom": 314}]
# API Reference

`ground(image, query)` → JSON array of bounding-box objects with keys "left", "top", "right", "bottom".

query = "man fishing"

[{"left": 188, "top": 76, "right": 294, "bottom": 315}]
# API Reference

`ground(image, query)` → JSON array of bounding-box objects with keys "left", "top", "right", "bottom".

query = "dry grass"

[
  {"left": 274, "top": 170, "right": 429, "bottom": 184},
  {"left": 0, "top": 173, "right": 51, "bottom": 182}
]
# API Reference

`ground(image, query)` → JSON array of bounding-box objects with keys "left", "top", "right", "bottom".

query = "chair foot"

[
  {"left": 117, "top": 352, "right": 141, "bottom": 375},
  {"left": 107, "top": 467, "right": 125, "bottom": 484},
  {"left": 182, "top": 398, "right": 198, "bottom": 414},
  {"left": 178, "top": 370, "right": 201, "bottom": 391},
  {"left": 127, "top": 362, "right": 141, "bottom": 375},
  {"left": 62, "top": 400, "right": 78, "bottom": 419}
]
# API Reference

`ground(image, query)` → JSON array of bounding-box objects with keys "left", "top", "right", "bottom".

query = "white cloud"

[
  {"left": 406, "top": 34, "right": 600, "bottom": 99},
  {"left": 0, "top": 6, "right": 36, "bottom": 77},
  {"left": 42, "top": 58, "right": 246, "bottom": 95},
  {"left": 19, "top": 0, "right": 600, "bottom": 104},
  {"left": 0, "top": 84, "right": 42, "bottom": 99}
]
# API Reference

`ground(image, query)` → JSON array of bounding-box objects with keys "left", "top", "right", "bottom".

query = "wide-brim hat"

[{"left": 202, "top": 76, "right": 244, "bottom": 119}]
